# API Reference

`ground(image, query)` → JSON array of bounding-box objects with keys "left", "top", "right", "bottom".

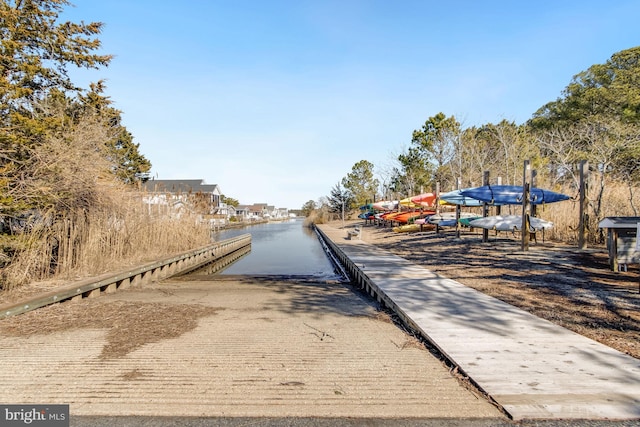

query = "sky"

[{"left": 61, "top": 1, "right": 640, "bottom": 209}]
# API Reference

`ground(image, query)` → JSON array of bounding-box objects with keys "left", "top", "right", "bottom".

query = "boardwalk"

[{"left": 317, "top": 224, "right": 640, "bottom": 421}]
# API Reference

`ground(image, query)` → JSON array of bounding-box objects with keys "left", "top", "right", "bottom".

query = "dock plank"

[{"left": 318, "top": 224, "right": 640, "bottom": 420}]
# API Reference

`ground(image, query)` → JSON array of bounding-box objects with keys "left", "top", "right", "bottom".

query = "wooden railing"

[{"left": 0, "top": 234, "right": 251, "bottom": 318}]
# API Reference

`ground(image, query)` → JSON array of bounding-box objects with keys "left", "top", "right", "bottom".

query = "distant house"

[
  {"left": 139, "top": 179, "right": 292, "bottom": 225},
  {"left": 141, "top": 179, "right": 225, "bottom": 224},
  {"left": 232, "top": 204, "right": 289, "bottom": 221},
  {"left": 274, "top": 207, "right": 290, "bottom": 219},
  {"left": 230, "top": 203, "right": 272, "bottom": 221},
  {"left": 234, "top": 205, "right": 255, "bottom": 221},
  {"left": 250, "top": 203, "right": 269, "bottom": 219},
  {"left": 142, "top": 180, "right": 221, "bottom": 210},
  {"left": 264, "top": 205, "right": 275, "bottom": 218},
  {"left": 224, "top": 205, "right": 236, "bottom": 217}
]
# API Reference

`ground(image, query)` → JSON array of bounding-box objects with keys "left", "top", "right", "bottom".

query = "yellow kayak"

[{"left": 392, "top": 223, "right": 435, "bottom": 233}]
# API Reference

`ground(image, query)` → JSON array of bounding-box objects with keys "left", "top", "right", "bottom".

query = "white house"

[{"left": 141, "top": 179, "right": 225, "bottom": 225}]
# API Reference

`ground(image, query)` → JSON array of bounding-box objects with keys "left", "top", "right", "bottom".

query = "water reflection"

[{"left": 211, "top": 219, "right": 338, "bottom": 278}]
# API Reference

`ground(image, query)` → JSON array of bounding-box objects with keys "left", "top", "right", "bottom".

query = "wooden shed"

[{"left": 598, "top": 217, "right": 640, "bottom": 271}]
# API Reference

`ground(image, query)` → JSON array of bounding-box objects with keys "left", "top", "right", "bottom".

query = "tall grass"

[
  {"left": 543, "top": 181, "right": 640, "bottom": 244},
  {"left": 303, "top": 207, "right": 333, "bottom": 227},
  {"left": 0, "top": 103, "right": 211, "bottom": 292},
  {"left": 1, "top": 189, "right": 211, "bottom": 291}
]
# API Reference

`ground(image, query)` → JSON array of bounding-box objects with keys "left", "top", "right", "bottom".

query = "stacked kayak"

[
  {"left": 468, "top": 215, "right": 553, "bottom": 232},
  {"left": 427, "top": 212, "right": 480, "bottom": 227},
  {"left": 459, "top": 185, "right": 569, "bottom": 205},
  {"left": 393, "top": 222, "right": 436, "bottom": 233}
]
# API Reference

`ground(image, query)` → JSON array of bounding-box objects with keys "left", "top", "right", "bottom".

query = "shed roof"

[{"left": 598, "top": 217, "right": 640, "bottom": 229}]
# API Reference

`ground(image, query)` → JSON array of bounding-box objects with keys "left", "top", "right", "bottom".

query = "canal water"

[{"left": 211, "top": 219, "right": 339, "bottom": 278}]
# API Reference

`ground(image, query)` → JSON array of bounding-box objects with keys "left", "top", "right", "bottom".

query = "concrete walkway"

[
  {"left": 0, "top": 276, "right": 500, "bottom": 420},
  {"left": 317, "top": 224, "right": 640, "bottom": 421}
]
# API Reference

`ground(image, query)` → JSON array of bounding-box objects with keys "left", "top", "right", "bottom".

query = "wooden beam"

[
  {"left": 482, "top": 171, "right": 490, "bottom": 243},
  {"left": 578, "top": 161, "right": 589, "bottom": 250},
  {"left": 521, "top": 160, "right": 531, "bottom": 252}
]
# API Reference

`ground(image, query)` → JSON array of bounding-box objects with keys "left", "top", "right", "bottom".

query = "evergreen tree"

[
  {"left": 530, "top": 47, "right": 640, "bottom": 128},
  {"left": 77, "top": 83, "right": 151, "bottom": 184},
  {"left": 327, "top": 183, "right": 353, "bottom": 219},
  {"left": 392, "top": 146, "right": 433, "bottom": 196},
  {"left": 0, "top": 0, "right": 151, "bottom": 216},
  {"left": 300, "top": 200, "right": 316, "bottom": 217},
  {"left": 221, "top": 195, "right": 239, "bottom": 207},
  {"left": 341, "top": 160, "right": 379, "bottom": 207},
  {"left": 410, "top": 112, "right": 462, "bottom": 188}
]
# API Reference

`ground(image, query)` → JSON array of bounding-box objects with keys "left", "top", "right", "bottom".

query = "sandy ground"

[
  {"left": 337, "top": 219, "right": 640, "bottom": 360},
  {"left": 0, "top": 275, "right": 501, "bottom": 419}
]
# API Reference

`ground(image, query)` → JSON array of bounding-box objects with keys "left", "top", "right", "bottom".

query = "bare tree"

[
  {"left": 579, "top": 119, "right": 640, "bottom": 220},
  {"left": 535, "top": 126, "right": 584, "bottom": 190}
]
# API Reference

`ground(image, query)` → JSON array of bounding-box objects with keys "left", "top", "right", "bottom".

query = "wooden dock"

[{"left": 317, "top": 224, "right": 640, "bottom": 421}]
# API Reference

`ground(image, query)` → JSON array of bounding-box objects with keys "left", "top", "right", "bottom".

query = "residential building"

[{"left": 141, "top": 179, "right": 225, "bottom": 225}]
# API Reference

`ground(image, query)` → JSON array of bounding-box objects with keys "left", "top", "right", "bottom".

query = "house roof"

[
  {"left": 200, "top": 184, "right": 221, "bottom": 195},
  {"left": 142, "top": 179, "right": 220, "bottom": 195}
]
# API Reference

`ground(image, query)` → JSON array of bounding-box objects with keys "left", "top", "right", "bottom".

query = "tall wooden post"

[
  {"left": 435, "top": 182, "right": 441, "bottom": 234},
  {"left": 456, "top": 177, "right": 462, "bottom": 238},
  {"left": 521, "top": 160, "right": 531, "bottom": 251},
  {"left": 435, "top": 182, "right": 440, "bottom": 214},
  {"left": 578, "top": 161, "right": 589, "bottom": 250},
  {"left": 496, "top": 176, "right": 502, "bottom": 216},
  {"left": 482, "top": 171, "right": 490, "bottom": 243},
  {"left": 531, "top": 170, "right": 538, "bottom": 218}
]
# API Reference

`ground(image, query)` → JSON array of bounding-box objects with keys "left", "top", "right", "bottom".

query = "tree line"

[
  {"left": 0, "top": 0, "right": 151, "bottom": 215},
  {"left": 305, "top": 46, "right": 640, "bottom": 239},
  {"left": 0, "top": 1, "right": 168, "bottom": 288}
]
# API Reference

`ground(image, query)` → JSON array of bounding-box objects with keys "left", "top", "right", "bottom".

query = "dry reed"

[
  {"left": 1, "top": 189, "right": 211, "bottom": 291},
  {"left": 1, "top": 105, "right": 211, "bottom": 292},
  {"left": 536, "top": 181, "right": 640, "bottom": 244}
]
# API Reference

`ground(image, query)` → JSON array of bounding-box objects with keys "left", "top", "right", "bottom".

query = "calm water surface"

[{"left": 211, "top": 219, "right": 338, "bottom": 278}]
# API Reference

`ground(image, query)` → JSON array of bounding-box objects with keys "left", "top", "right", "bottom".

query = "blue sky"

[{"left": 62, "top": 1, "right": 640, "bottom": 209}]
